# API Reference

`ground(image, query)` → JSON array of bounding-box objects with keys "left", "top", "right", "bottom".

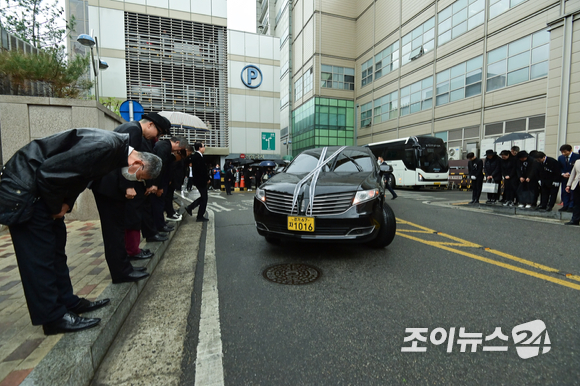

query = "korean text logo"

[{"left": 401, "top": 319, "right": 550, "bottom": 359}]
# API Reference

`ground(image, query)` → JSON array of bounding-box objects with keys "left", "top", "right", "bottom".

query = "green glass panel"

[
  {"left": 338, "top": 138, "right": 346, "bottom": 145},
  {"left": 320, "top": 106, "right": 328, "bottom": 113},
  {"left": 321, "top": 129, "right": 329, "bottom": 136},
  {"left": 330, "top": 99, "right": 338, "bottom": 106},
  {"left": 338, "top": 114, "right": 346, "bottom": 126},
  {"left": 320, "top": 98, "right": 329, "bottom": 105},
  {"left": 329, "top": 113, "right": 338, "bottom": 126},
  {"left": 346, "top": 109, "right": 354, "bottom": 126},
  {"left": 347, "top": 100, "right": 354, "bottom": 107},
  {"left": 320, "top": 137, "right": 329, "bottom": 145},
  {"left": 338, "top": 100, "right": 347, "bottom": 107},
  {"left": 329, "top": 107, "right": 338, "bottom": 115},
  {"left": 346, "top": 138, "right": 354, "bottom": 145},
  {"left": 329, "top": 137, "right": 338, "bottom": 145}
]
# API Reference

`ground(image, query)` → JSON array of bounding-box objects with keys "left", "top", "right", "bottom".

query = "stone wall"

[{"left": 0, "top": 96, "right": 125, "bottom": 222}]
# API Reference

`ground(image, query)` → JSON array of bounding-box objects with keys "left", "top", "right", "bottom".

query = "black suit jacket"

[
  {"left": 92, "top": 121, "right": 143, "bottom": 200},
  {"left": 191, "top": 152, "right": 210, "bottom": 186}
]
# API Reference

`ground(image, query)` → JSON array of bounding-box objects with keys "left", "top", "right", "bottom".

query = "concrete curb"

[
  {"left": 20, "top": 221, "right": 182, "bottom": 386},
  {"left": 468, "top": 203, "right": 573, "bottom": 221}
]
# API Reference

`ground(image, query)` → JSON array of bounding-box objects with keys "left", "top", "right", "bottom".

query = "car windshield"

[
  {"left": 419, "top": 146, "right": 449, "bottom": 173},
  {"left": 286, "top": 149, "right": 373, "bottom": 173}
]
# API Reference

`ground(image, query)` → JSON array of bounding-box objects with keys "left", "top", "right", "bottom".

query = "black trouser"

[
  {"left": 164, "top": 184, "right": 176, "bottom": 217},
  {"left": 187, "top": 177, "right": 194, "bottom": 191},
  {"left": 503, "top": 177, "right": 517, "bottom": 203},
  {"left": 9, "top": 199, "right": 79, "bottom": 325},
  {"left": 141, "top": 194, "right": 157, "bottom": 239},
  {"left": 151, "top": 184, "right": 168, "bottom": 231},
  {"left": 383, "top": 175, "right": 397, "bottom": 198},
  {"left": 471, "top": 177, "right": 483, "bottom": 202},
  {"left": 213, "top": 178, "right": 221, "bottom": 190},
  {"left": 93, "top": 192, "right": 134, "bottom": 281},
  {"left": 189, "top": 182, "right": 208, "bottom": 219},
  {"left": 539, "top": 182, "right": 559, "bottom": 209},
  {"left": 572, "top": 188, "right": 580, "bottom": 223},
  {"left": 225, "top": 180, "right": 232, "bottom": 195}
]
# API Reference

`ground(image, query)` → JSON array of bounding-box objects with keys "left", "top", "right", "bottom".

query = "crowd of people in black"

[
  {"left": 0, "top": 113, "right": 217, "bottom": 335},
  {"left": 467, "top": 144, "right": 580, "bottom": 225}
]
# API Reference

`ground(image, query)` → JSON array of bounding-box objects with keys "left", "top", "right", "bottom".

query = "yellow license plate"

[{"left": 287, "top": 216, "right": 315, "bottom": 232}]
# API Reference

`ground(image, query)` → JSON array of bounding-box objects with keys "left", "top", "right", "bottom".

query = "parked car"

[{"left": 253, "top": 146, "right": 396, "bottom": 248}]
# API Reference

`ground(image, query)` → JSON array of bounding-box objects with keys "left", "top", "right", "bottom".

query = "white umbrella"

[{"left": 158, "top": 111, "right": 209, "bottom": 131}]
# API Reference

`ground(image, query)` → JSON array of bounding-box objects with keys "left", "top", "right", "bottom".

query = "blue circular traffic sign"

[
  {"left": 241, "top": 65, "right": 263, "bottom": 89},
  {"left": 119, "top": 100, "right": 144, "bottom": 122}
]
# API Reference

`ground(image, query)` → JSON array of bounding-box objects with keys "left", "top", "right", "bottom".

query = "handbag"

[
  {"left": 0, "top": 172, "right": 37, "bottom": 226},
  {"left": 481, "top": 181, "right": 498, "bottom": 193}
]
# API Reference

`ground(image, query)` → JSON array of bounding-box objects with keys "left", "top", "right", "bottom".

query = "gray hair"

[
  {"left": 171, "top": 135, "right": 188, "bottom": 148},
  {"left": 135, "top": 151, "right": 162, "bottom": 179}
]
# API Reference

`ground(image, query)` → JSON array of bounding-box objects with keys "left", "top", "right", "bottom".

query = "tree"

[{"left": 0, "top": 0, "right": 74, "bottom": 51}]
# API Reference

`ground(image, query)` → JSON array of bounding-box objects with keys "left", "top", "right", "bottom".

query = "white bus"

[{"left": 366, "top": 136, "right": 449, "bottom": 189}]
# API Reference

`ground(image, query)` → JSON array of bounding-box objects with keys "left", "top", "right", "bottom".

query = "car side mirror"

[{"left": 379, "top": 164, "right": 393, "bottom": 174}]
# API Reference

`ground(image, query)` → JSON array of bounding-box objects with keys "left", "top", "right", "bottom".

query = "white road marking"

[
  {"left": 207, "top": 202, "right": 232, "bottom": 212},
  {"left": 195, "top": 210, "right": 225, "bottom": 386}
]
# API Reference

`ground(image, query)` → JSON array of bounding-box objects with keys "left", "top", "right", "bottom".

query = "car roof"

[{"left": 300, "top": 146, "right": 372, "bottom": 156}]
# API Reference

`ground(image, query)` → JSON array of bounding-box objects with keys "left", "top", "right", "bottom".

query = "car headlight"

[
  {"left": 352, "top": 189, "right": 379, "bottom": 205},
  {"left": 255, "top": 187, "right": 266, "bottom": 202}
]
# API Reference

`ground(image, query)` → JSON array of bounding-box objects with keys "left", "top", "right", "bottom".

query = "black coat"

[
  {"left": 191, "top": 152, "right": 210, "bottom": 186},
  {"left": 468, "top": 158, "right": 484, "bottom": 178},
  {"left": 500, "top": 155, "right": 517, "bottom": 178},
  {"left": 539, "top": 157, "right": 561, "bottom": 183},
  {"left": 153, "top": 140, "right": 174, "bottom": 188},
  {"left": 484, "top": 155, "right": 502, "bottom": 182},
  {"left": 0, "top": 129, "right": 128, "bottom": 215},
  {"left": 92, "top": 121, "right": 143, "bottom": 200},
  {"left": 517, "top": 157, "right": 538, "bottom": 181}
]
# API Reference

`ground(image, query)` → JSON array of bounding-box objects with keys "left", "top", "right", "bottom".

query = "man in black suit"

[
  {"left": 185, "top": 142, "right": 211, "bottom": 221},
  {"left": 534, "top": 151, "right": 561, "bottom": 211},
  {"left": 91, "top": 112, "right": 171, "bottom": 284},
  {"left": 0, "top": 129, "right": 161, "bottom": 335},
  {"left": 467, "top": 152, "right": 483, "bottom": 205}
]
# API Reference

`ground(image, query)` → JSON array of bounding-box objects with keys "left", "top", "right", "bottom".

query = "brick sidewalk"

[{"left": 0, "top": 220, "right": 132, "bottom": 386}]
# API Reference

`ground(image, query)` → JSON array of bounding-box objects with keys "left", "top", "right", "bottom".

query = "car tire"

[
  {"left": 265, "top": 236, "right": 281, "bottom": 244},
  {"left": 413, "top": 185, "right": 422, "bottom": 190},
  {"left": 369, "top": 203, "right": 396, "bottom": 248}
]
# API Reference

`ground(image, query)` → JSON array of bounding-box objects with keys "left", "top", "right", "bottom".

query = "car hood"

[{"left": 261, "top": 171, "right": 377, "bottom": 195}]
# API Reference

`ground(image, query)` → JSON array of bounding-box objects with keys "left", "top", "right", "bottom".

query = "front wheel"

[
  {"left": 412, "top": 185, "right": 422, "bottom": 190},
  {"left": 265, "top": 236, "right": 281, "bottom": 245},
  {"left": 368, "top": 203, "right": 397, "bottom": 248}
]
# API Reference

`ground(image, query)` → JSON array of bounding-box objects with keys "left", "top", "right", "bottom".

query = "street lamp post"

[
  {"left": 283, "top": 139, "right": 292, "bottom": 156},
  {"left": 77, "top": 30, "right": 108, "bottom": 101}
]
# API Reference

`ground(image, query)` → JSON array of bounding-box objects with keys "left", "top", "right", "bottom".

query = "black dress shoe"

[
  {"left": 196, "top": 217, "right": 209, "bottom": 222},
  {"left": 128, "top": 249, "right": 154, "bottom": 260},
  {"left": 564, "top": 221, "right": 580, "bottom": 226},
  {"left": 146, "top": 234, "right": 169, "bottom": 242},
  {"left": 112, "top": 270, "right": 150, "bottom": 284},
  {"left": 132, "top": 266, "right": 147, "bottom": 272},
  {"left": 559, "top": 206, "right": 569, "bottom": 212},
  {"left": 185, "top": 203, "right": 198, "bottom": 216},
  {"left": 160, "top": 225, "right": 174, "bottom": 232},
  {"left": 43, "top": 312, "right": 100, "bottom": 335},
  {"left": 69, "top": 298, "right": 110, "bottom": 314}
]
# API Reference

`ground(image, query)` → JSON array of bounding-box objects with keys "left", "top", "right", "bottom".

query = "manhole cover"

[{"left": 262, "top": 264, "right": 321, "bottom": 285}]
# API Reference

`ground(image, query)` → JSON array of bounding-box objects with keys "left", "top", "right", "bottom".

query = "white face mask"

[
  {"left": 121, "top": 166, "right": 140, "bottom": 181},
  {"left": 377, "top": 160, "right": 382, "bottom": 165}
]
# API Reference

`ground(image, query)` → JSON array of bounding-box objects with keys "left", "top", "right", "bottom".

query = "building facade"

[
  {"left": 268, "top": 0, "right": 580, "bottom": 159},
  {"left": 66, "top": 0, "right": 280, "bottom": 163}
]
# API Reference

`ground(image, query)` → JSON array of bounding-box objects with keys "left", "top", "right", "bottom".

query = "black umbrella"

[
  {"left": 494, "top": 132, "right": 534, "bottom": 143},
  {"left": 259, "top": 160, "right": 277, "bottom": 167}
]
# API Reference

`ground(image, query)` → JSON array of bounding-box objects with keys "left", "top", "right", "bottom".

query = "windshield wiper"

[{"left": 338, "top": 154, "right": 363, "bottom": 172}]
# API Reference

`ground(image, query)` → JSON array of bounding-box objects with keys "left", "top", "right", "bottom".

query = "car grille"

[
  {"left": 265, "top": 191, "right": 355, "bottom": 216},
  {"left": 266, "top": 223, "right": 351, "bottom": 235}
]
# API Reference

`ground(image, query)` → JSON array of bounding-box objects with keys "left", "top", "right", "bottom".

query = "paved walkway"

[{"left": 0, "top": 220, "right": 116, "bottom": 386}]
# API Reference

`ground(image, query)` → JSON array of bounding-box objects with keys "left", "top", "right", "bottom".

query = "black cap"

[
  {"left": 142, "top": 112, "right": 171, "bottom": 135},
  {"left": 485, "top": 149, "right": 495, "bottom": 156},
  {"left": 516, "top": 151, "right": 529, "bottom": 159}
]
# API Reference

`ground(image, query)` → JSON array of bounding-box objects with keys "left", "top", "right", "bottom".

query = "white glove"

[
  {"left": 471, "top": 176, "right": 476, "bottom": 180},
  {"left": 552, "top": 182, "right": 560, "bottom": 187}
]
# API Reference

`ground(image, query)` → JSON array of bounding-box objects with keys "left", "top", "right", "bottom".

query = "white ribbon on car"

[{"left": 290, "top": 146, "right": 347, "bottom": 215}]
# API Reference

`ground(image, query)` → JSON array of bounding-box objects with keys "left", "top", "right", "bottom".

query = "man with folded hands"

[{"left": 0, "top": 128, "right": 161, "bottom": 335}]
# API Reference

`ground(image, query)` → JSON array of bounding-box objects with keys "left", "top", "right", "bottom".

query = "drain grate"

[{"left": 262, "top": 264, "right": 321, "bottom": 285}]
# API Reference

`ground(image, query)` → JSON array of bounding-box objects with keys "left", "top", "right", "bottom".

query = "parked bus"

[{"left": 366, "top": 136, "right": 449, "bottom": 189}]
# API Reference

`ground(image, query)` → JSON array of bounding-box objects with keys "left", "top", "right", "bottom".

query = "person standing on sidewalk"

[
  {"left": 565, "top": 158, "right": 580, "bottom": 225},
  {"left": 484, "top": 150, "right": 502, "bottom": 204},
  {"left": 534, "top": 151, "right": 561, "bottom": 212},
  {"left": 377, "top": 156, "right": 397, "bottom": 200},
  {"left": 516, "top": 151, "right": 538, "bottom": 209},
  {"left": 185, "top": 142, "right": 211, "bottom": 221},
  {"left": 500, "top": 150, "right": 517, "bottom": 207},
  {"left": 0, "top": 128, "right": 161, "bottom": 335},
  {"left": 558, "top": 144, "right": 579, "bottom": 213},
  {"left": 212, "top": 164, "right": 222, "bottom": 191},
  {"left": 467, "top": 152, "right": 484, "bottom": 205}
]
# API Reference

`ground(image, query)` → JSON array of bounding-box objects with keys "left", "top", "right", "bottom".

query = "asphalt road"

[{"left": 198, "top": 189, "right": 580, "bottom": 386}]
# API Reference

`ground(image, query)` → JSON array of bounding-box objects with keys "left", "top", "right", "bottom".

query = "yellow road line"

[{"left": 396, "top": 219, "right": 580, "bottom": 291}]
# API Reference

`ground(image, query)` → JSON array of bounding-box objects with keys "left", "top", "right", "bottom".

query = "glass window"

[
  {"left": 375, "top": 41, "right": 400, "bottom": 80},
  {"left": 436, "top": 55, "right": 482, "bottom": 106},
  {"left": 400, "top": 77, "right": 433, "bottom": 116},
  {"left": 401, "top": 17, "right": 435, "bottom": 65},
  {"left": 361, "top": 58, "right": 373, "bottom": 87},
  {"left": 321, "top": 65, "right": 355, "bottom": 90},
  {"left": 438, "top": 0, "right": 484, "bottom": 46},
  {"left": 294, "top": 76, "right": 303, "bottom": 101},
  {"left": 303, "top": 67, "right": 313, "bottom": 94},
  {"left": 361, "top": 101, "right": 372, "bottom": 126},
  {"left": 485, "top": 30, "right": 549, "bottom": 92},
  {"left": 490, "top": 0, "right": 528, "bottom": 19},
  {"left": 373, "top": 91, "right": 399, "bottom": 123}
]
